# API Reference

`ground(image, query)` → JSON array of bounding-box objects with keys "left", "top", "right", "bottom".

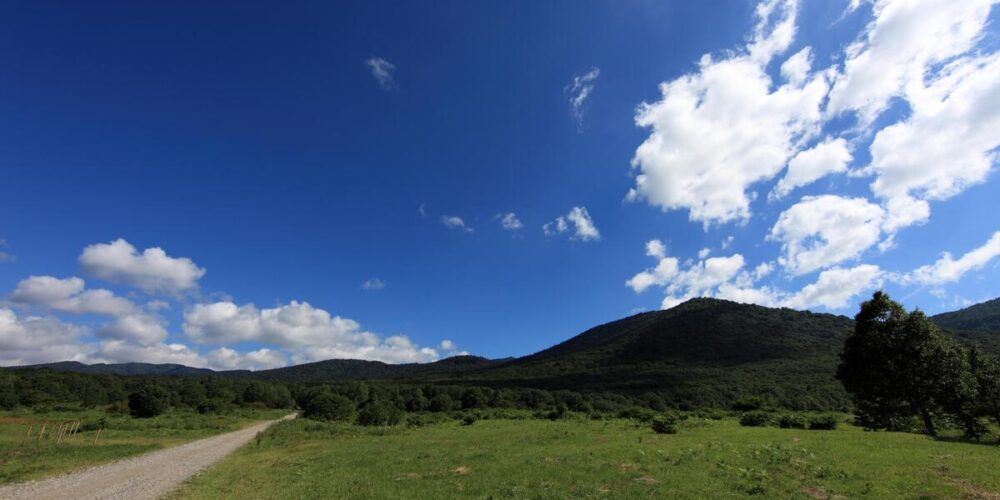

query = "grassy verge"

[
  {"left": 0, "top": 408, "right": 287, "bottom": 484},
  {"left": 172, "top": 416, "right": 1000, "bottom": 499}
]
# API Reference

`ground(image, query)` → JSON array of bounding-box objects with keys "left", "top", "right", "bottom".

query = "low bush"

[
  {"left": 546, "top": 404, "right": 570, "bottom": 421},
  {"left": 650, "top": 415, "right": 678, "bottom": 434},
  {"left": 356, "top": 400, "right": 405, "bottom": 427},
  {"left": 808, "top": 414, "right": 838, "bottom": 430},
  {"left": 739, "top": 411, "right": 772, "bottom": 427},
  {"left": 778, "top": 413, "right": 807, "bottom": 429},
  {"left": 617, "top": 406, "right": 658, "bottom": 423}
]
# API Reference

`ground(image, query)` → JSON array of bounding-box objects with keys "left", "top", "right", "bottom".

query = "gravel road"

[{"left": 0, "top": 413, "right": 295, "bottom": 500}]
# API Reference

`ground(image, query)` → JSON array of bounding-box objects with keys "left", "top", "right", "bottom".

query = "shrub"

[
  {"left": 461, "top": 413, "right": 478, "bottom": 426},
  {"left": 650, "top": 415, "right": 678, "bottom": 434},
  {"left": 196, "top": 398, "right": 229, "bottom": 415},
  {"left": 303, "top": 393, "right": 356, "bottom": 422},
  {"left": 733, "top": 396, "right": 768, "bottom": 412},
  {"left": 618, "top": 406, "right": 658, "bottom": 423},
  {"left": 356, "top": 400, "right": 404, "bottom": 427},
  {"left": 808, "top": 414, "right": 838, "bottom": 430},
  {"left": 778, "top": 413, "right": 807, "bottom": 429},
  {"left": 128, "top": 385, "right": 168, "bottom": 418},
  {"left": 546, "top": 403, "right": 569, "bottom": 421},
  {"left": 739, "top": 411, "right": 772, "bottom": 427},
  {"left": 428, "top": 393, "right": 456, "bottom": 412}
]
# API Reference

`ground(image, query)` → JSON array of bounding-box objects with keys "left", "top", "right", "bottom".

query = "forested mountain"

[
  {"left": 932, "top": 297, "right": 1000, "bottom": 331},
  {"left": 11, "top": 297, "right": 999, "bottom": 410},
  {"left": 250, "top": 355, "right": 502, "bottom": 382},
  {"left": 930, "top": 298, "right": 1000, "bottom": 354}
]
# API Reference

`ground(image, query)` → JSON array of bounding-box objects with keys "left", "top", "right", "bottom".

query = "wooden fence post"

[
  {"left": 20, "top": 424, "right": 33, "bottom": 446},
  {"left": 56, "top": 422, "right": 66, "bottom": 445},
  {"left": 93, "top": 428, "right": 102, "bottom": 445},
  {"left": 37, "top": 423, "right": 47, "bottom": 442}
]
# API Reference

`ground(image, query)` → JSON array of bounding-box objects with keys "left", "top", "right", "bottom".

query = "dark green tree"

[
  {"left": 837, "top": 291, "right": 973, "bottom": 436},
  {"left": 428, "top": 393, "right": 455, "bottom": 412},
  {"left": 302, "top": 393, "right": 356, "bottom": 422},
  {"left": 128, "top": 384, "right": 168, "bottom": 418},
  {"left": 356, "top": 400, "right": 404, "bottom": 426}
]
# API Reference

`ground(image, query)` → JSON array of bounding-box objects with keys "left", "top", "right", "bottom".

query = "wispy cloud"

[
  {"left": 543, "top": 206, "right": 600, "bottom": 242},
  {"left": 365, "top": 57, "right": 397, "bottom": 90},
  {"left": 497, "top": 212, "right": 523, "bottom": 230},
  {"left": 361, "top": 277, "right": 386, "bottom": 291},
  {"left": 0, "top": 239, "right": 14, "bottom": 263},
  {"left": 565, "top": 67, "right": 600, "bottom": 131},
  {"left": 441, "top": 215, "right": 473, "bottom": 233}
]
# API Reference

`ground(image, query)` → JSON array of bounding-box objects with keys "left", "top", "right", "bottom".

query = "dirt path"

[{"left": 0, "top": 413, "right": 295, "bottom": 500}]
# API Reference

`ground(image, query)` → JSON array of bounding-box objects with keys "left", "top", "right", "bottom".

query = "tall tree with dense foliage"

[
  {"left": 837, "top": 292, "right": 974, "bottom": 436},
  {"left": 128, "top": 384, "right": 169, "bottom": 418}
]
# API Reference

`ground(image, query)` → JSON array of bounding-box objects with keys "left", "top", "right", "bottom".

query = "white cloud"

[
  {"left": 544, "top": 206, "right": 600, "bottom": 241},
  {"left": 204, "top": 347, "right": 286, "bottom": 371},
  {"left": 566, "top": 67, "right": 600, "bottom": 131},
  {"left": 866, "top": 52, "right": 1000, "bottom": 229},
  {"left": 626, "top": 255, "right": 680, "bottom": 293},
  {"left": 365, "top": 57, "right": 397, "bottom": 90},
  {"left": 97, "top": 314, "right": 168, "bottom": 345},
  {"left": 629, "top": 247, "right": 747, "bottom": 307},
  {"left": 441, "top": 215, "right": 473, "bottom": 233},
  {"left": 645, "top": 239, "right": 667, "bottom": 259},
  {"left": 770, "top": 195, "right": 884, "bottom": 276},
  {"left": 770, "top": 138, "right": 852, "bottom": 200},
  {"left": 627, "top": 242, "right": 881, "bottom": 312},
  {"left": 783, "top": 264, "right": 883, "bottom": 310},
  {"left": 498, "top": 212, "right": 523, "bottom": 230},
  {"left": 10, "top": 276, "right": 134, "bottom": 316},
  {"left": 183, "top": 300, "right": 451, "bottom": 364},
  {"left": 897, "top": 231, "right": 1000, "bottom": 285},
  {"left": 697, "top": 248, "right": 711, "bottom": 259},
  {"left": 780, "top": 47, "right": 813, "bottom": 86},
  {"left": 881, "top": 195, "right": 930, "bottom": 233},
  {"left": 628, "top": 0, "right": 830, "bottom": 225},
  {"left": 0, "top": 308, "right": 87, "bottom": 366},
  {"left": 361, "top": 278, "right": 386, "bottom": 290},
  {"left": 79, "top": 239, "right": 205, "bottom": 294},
  {"left": 9, "top": 275, "right": 167, "bottom": 345},
  {"left": 826, "top": 0, "right": 995, "bottom": 124}
]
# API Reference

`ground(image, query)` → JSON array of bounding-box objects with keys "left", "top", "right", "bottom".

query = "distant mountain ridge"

[
  {"left": 16, "top": 361, "right": 228, "bottom": 377},
  {"left": 13, "top": 297, "right": 999, "bottom": 408}
]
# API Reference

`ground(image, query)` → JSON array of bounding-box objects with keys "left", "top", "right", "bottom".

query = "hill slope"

[
  {"left": 428, "top": 298, "right": 855, "bottom": 409},
  {"left": 931, "top": 298, "right": 1000, "bottom": 353}
]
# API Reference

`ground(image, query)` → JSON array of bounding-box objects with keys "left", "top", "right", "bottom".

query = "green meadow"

[
  {"left": 0, "top": 408, "right": 286, "bottom": 484},
  {"left": 173, "top": 416, "right": 1000, "bottom": 499}
]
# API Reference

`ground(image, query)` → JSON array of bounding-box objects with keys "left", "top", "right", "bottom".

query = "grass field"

[
  {"left": 0, "top": 408, "right": 287, "bottom": 484},
  {"left": 172, "top": 416, "right": 1000, "bottom": 499}
]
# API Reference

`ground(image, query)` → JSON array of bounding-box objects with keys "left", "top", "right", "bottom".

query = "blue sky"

[{"left": 1, "top": 0, "right": 998, "bottom": 369}]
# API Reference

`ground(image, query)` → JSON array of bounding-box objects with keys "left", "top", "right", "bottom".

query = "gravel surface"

[{"left": 0, "top": 413, "right": 295, "bottom": 500}]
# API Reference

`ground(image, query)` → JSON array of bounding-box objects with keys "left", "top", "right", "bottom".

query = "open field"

[
  {"left": 173, "top": 416, "right": 1000, "bottom": 499},
  {"left": 0, "top": 408, "right": 287, "bottom": 485}
]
